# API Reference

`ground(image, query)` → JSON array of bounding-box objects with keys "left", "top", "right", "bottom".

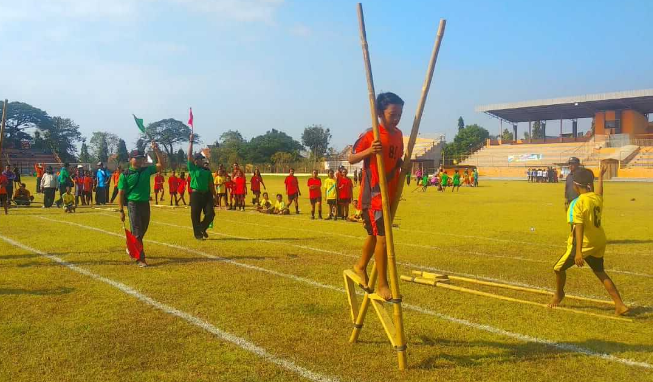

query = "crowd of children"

[{"left": 413, "top": 167, "right": 479, "bottom": 192}]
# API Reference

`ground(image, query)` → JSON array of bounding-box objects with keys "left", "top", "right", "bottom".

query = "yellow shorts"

[{"left": 554, "top": 235, "right": 605, "bottom": 272}]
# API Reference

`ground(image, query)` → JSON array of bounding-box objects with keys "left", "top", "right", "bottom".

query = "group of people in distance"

[
  {"left": 411, "top": 167, "right": 479, "bottom": 192},
  {"left": 156, "top": 163, "right": 360, "bottom": 220},
  {"left": 527, "top": 167, "right": 559, "bottom": 183}
]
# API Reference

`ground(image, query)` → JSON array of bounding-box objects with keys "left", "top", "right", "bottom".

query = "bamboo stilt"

[
  {"left": 401, "top": 275, "right": 632, "bottom": 323},
  {"left": 356, "top": 3, "right": 407, "bottom": 369},
  {"left": 0, "top": 99, "right": 7, "bottom": 166},
  {"left": 412, "top": 270, "right": 614, "bottom": 306},
  {"left": 346, "top": 5, "right": 446, "bottom": 370}
]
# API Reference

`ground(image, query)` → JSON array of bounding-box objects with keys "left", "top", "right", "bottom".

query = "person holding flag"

[
  {"left": 120, "top": 116, "right": 166, "bottom": 267},
  {"left": 187, "top": 133, "right": 216, "bottom": 240}
]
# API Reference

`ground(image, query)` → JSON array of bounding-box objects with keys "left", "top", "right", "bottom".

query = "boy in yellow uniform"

[
  {"left": 548, "top": 166, "right": 629, "bottom": 316},
  {"left": 214, "top": 170, "right": 226, "bottom": 209},
  {"left": 323, "top": 169, "right": 338, "bottom": 220},
  {"left": 274, "top": 193, "right": 289, "bottom": 215},
  {"left": 63, "top": 186, "right": 76, "bottom": 213}
]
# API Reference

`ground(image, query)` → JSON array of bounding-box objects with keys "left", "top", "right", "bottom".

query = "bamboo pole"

[
  {"left": 390, "top": 19, "right": 446, "bottom": 218},
  {"left": 431, "top": 280, "right": 632, "bottom": 323},
  {"left": 413, "top": 271, "right": 614, "bottom": 306},
  {"left": 355, "top": 3, "right": 407, "bottom": 370},
  {"left": 0, "top": 99, "right": 7, "bottom": 166}
]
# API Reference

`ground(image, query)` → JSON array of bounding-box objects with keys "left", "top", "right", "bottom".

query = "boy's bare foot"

[
  {"left": 547, "top": 292, "right": 565, "bottom": 308},
  {"left": 377, "top": 285, "right": 392, "bottom": 301},
  {"left": 352, "top": 266, "right": 369, "bottom": 289},
  {"left": 615, "top": 304, "right": 630, "bottom": 316}
]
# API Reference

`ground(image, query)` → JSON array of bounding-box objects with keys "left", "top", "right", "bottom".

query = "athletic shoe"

[
  {"left": 195, "top": 235, "right": 205, "bottom": 240},
  {"left": 137, "top": 261, "right": 148, "bottom": 268},
  {"left": 202, "top": 231, "right": 209, "bottom": 239}
]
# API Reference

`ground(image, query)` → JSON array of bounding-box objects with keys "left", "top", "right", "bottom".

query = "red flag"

[
  {"left": 188, "top": 108, "right": 194, "bottom": 129},
  {"left": 125, "top": 228, "right": 142, "bottom": 260}
]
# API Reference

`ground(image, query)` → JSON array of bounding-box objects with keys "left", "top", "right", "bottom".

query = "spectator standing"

[
  {"left": 34, "top": 163, "right": 44, "bottom": 193},
  {"left": 55, "top": 163, "right": 71, "bottom": 207},
  {"left": 40, "top": 166, "right": 58, "bottom": 208},
  {"left": 565, "top": 157, "right": 582, "bottom": 209},
  {"left": 95, "top": 162, "right": 110, "bottom": 205}
]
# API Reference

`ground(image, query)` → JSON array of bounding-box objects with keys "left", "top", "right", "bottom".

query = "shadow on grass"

[
  {"left": 412, "top": 336, "right": 653, "bottom": 369},
  {"left": 607, "top": 239, "right": 653, "bottom": 245},
  {"left": 209, "top": 237, "right": 317, "bottom": 242},
  {"left": 0, "top": 287, "right": 74, "bottom": 296},
  {"left": 0, "top": 253, "right": 42, "bottom": 260}
]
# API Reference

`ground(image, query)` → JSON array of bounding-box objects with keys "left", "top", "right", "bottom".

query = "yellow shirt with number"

[{"left": 566, "top": 192, "right": 606, "bottom": 257}]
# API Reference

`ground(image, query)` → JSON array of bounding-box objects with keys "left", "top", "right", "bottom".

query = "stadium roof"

[{"left": 476, "top": 89, "right": 653, "bottom": 123}]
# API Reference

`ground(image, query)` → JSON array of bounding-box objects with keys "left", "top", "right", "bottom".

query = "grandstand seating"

[
  {"left": 627, "top": 146, "right": 653, "bottom": 168},
  {"left": 3, "top": 148, "right": 59, "bottom": 175},
  {"left": 460, "top": 142, "right": 593, "bottom": 167}
]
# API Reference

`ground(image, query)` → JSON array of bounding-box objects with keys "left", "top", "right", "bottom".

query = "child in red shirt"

[
  {"left": 349, "top": 92, "right": 405, "bottom": 301},
  {"left": 82, "top": 174, "right": 94, "bottom": 205},
  {"left": 284, "top": 168, "right": 300, "bottom": 214},
  {"left": 233, "top": 170, "right": 247, "bottom": 211},
  {"left": 307, "top": 169, "right": 322, "bottom": 219},
  {"left": 250, "top": 168, "right": 265, "bottom": 206},
  {"left": 337, "top": 168, "right": 353, "bottom": 219},
  {"left": 154, "top": 171, "right": 164, "bottom": 205},
  {"left": 168, "top": 171, "right": 179, "bottom": 206},
  {"left": 176, "top": 172, "right": 187, "bottom": 206},
  {"left": 0, "top": 174, "right": 8, "bottom": 214}
]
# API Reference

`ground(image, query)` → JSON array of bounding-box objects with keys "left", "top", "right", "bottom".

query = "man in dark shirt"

[{"left": 564, "top": 157, "right": 581, "bottom": 209}]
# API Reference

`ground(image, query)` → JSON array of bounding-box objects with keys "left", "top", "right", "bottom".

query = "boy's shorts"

[
  {"left": 154, "top": 187, "right": 163, "bottom": 192},
  {"left": 554, "top": 237, "right": 605, "bottom": 272},
  {"left": 362, "top": 209, "right": 384, "bottom": 236},
  {"left": 0, "top": 194, "right": 7, "bottom": 203},
  {"left": 217, "top": 192, "right": 225, "bottom": 198},
  {"left": 170, "top": 191, "right": 177, "bottom": 195},
  {"left": 339, "top": 198, "right": 351, "bottom": 204},
  {"left": 310, "top": 196, "right": 322, "bottom": 205},
  {"left": 327, "top": 199, "right": 337, "bottom": 206},
  {"left": 252, "top": 190, "right": 261, "bottom": 196},
  {"left": 288, "top": 193, "right": 298, "bottom": 201}
]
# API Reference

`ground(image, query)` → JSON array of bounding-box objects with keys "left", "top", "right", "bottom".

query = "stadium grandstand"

[{"left": 468, "top": 89, "right": 653, "bottom": 178}]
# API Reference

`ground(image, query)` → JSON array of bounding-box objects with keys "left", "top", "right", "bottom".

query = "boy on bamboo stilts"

[
  {"left": 349, "top": 92, "right": 404, "bottom": 301},
  {"left": 548, "top": 165, "right": 629, "bottom": 316}
]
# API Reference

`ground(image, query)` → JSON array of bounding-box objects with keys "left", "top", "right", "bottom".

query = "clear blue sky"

[{"left": 1, "top": 0, "right": 652, "bottom": 151}]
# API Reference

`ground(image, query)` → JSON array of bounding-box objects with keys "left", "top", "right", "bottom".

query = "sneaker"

[
  {"left": 137, "top": 261, "right": 148, "bottom": 268},
  {"left": 195, "top": 235, "right": 205, "bottom": 241},
  {"left": 325, "top": 216, "right": 332, "bottom": 220},
  {"left": 202, "top": 231, "right": 209, "bottom": 239}
]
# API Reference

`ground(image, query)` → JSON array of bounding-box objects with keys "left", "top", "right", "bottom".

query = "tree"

[
  {"left": 443, "top": 124, "right": 490, "bottom": 160},
  {"left": 42, "top": 117, "right": 83, "bottom": 161},
  {"left": 89, "top": 132, "right": 119, "bottom": 163},
  {"left": 457, "top": 116, "right": 465, "bottom": 132},
  {"left": 135, "top": 138, "right": 147, "bottom": 153},
  {"left": 211, "top": 130, "right": 247, "bottom": 165},
  {"left": 247, "top": 129, "right": 303, "bottom": 163},
  {"left": 271, "top": 151, "right": 294, "bottom": 172},
  {"left": 531, "top": 121, "right": 544, "bottom": 139},
  {"left": 501, "top": 128, "right": 514, "bottom": 141},
  {"left": 176, "top": 149, "right": 186, "bottom": 168},
  {"left": 79, "top": 141, "right": 91, "bottom": 164},
  {"left": 301, "top": 124, "right": 331, "bottom": 160},
  {"left": 142, "top": 118, "right": 199, "bottom": 159},
  {"left": 523, "top": 131, "right": 531, "bottom": 140},
  {"left": 0, "top": 101, "right": 52, "bottom": 148},
  {"left": 116, "top": 139, "right": 129, "bottom": 164}
]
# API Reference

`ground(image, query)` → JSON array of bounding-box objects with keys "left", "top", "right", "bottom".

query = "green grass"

[{"left": 1, "top": 177, "right": 652, "bottom": 381}]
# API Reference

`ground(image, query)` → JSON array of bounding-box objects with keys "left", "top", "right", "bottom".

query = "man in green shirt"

[
  {"left": 118, "top": 143, "right": 165, "bottom": 267},
  {"left": 188, "top": 133, "right": 216, "bottom": 240},
  {"left": 55, "top": 163, "right": 71, "bottom": 208}
]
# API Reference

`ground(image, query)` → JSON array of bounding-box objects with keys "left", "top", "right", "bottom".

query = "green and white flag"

[{"left": 132, "top": 114, "right": 146, "bottom": 133}]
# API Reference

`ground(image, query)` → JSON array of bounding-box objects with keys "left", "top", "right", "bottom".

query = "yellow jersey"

[
  {"left": 274, "top": 200, "right": 286, "bottom": 211},
  {"left": 323, "top": 178, "right": 337, "bottom": 200},
  {"left": 259, "top": 198, "right": 271, "bottom": 207},
  {"left": 566, "top": 192, "right": 606, "bottom": 257},
  {"left": 63, "top": 193, "right": 75, "bottom": 205},
  {"left": 214, "top": 175, "right": 225, "bottom": 193}
]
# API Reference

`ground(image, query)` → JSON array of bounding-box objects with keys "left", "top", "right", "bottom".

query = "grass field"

[{"left": 1, "top": 177, "right": 652, "bottom": 382}]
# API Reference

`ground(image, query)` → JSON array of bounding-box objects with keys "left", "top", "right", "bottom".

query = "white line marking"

[
  {"left": 96, "top": 212, "right": 644, "bottom": 305},
  {"left": 0, "top": 235, "right": 341, "bottom": 382},
  {"left": 33, "top": 215, "right": 653, "bottom": 370}
]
